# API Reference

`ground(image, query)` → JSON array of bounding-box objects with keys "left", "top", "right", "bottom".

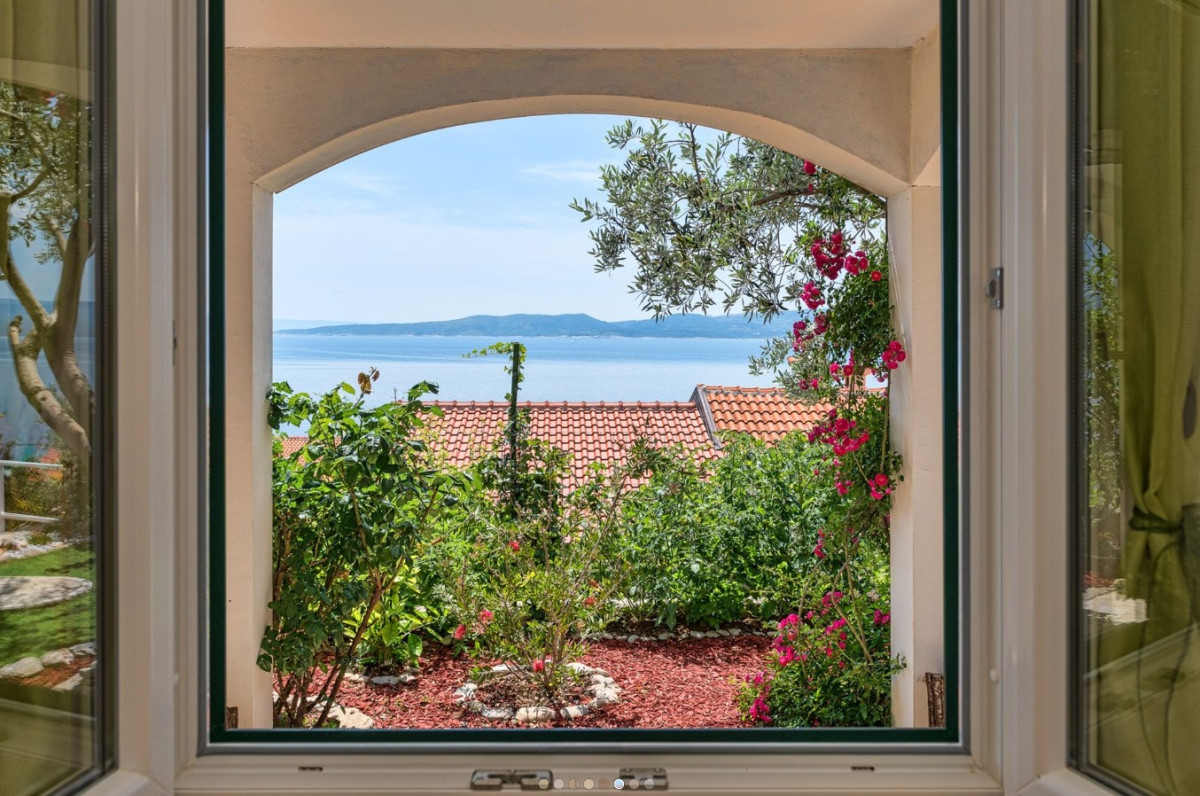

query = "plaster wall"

[
  {"left": 225, "top": 48, "right": 916, "bottom": 193},
  {"left": 886, "top": 185, "right": 945, "bottom": 727}
]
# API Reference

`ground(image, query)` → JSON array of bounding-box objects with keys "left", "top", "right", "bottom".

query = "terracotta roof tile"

[
  {"left": 695, "top": 384, "right": 832, "bottom": 445},
  {"left": 280, "top": 400, "right": 720, "bottom": 488},
  {"left": 421, "top": 400, "right": 719, "bottom": 486},
  {"left": 280, "top": 385, "right": 836, "bottom": 485}
]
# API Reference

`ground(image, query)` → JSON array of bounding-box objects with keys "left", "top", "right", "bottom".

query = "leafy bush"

[
  {"left": 738, "top": 590, "right": 903, "bottom": 727},
  {"left": 259, "top": 373, "right": 464, "bottom": 728},
  {"left": 617, "top": 432, "right": 845, "bottom": 628},
  {"left": 345, "top": 562, "right": 430, "bottom": 668},
  {"left": 429, "top": 399, "right": 633, "bottom": 703}
]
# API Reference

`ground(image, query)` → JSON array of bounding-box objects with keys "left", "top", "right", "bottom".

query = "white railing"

[{"left": 0, "top": 458, "right": 63, "bottom": 536}]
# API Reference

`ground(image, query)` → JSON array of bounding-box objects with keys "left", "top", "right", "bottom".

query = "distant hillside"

[{"left": 277, "top": 313, "right": 793, "bottom": 339}]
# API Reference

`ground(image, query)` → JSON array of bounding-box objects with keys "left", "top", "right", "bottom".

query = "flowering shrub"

[
  {"left": 739, "top": 589, "right": 903, "bottom": 727},
  {"left": 426, "top": 370, "right": 637, "bottom": 703},
  {"left": 433, "top": 465, "right": 629, "bottom": 702},
  {"left": 736, "top": 162, "right": 908, "bottom": 726}
]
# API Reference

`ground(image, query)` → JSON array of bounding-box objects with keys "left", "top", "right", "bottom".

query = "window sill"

[
  {"left": 172, "top": 752, "right": 1002, "bottom": 794},
  {"left": 1018, "top": 770, "right": 1119, "bottom": 796},
  {"left": 82, "top": 771, "right": 165, "bottom": 796}
]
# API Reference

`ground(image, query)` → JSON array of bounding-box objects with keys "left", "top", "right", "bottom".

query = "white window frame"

[{"left": 85, "top": 0, "right": 1116, "bottom": 793}]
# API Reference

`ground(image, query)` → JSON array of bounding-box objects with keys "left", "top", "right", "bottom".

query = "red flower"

[
  {"left": 508, "top": 540, "right": 520, "bottom": 552},
  {"left": 532, "top": 659, "right": 545, "bottom": 673},
  {"left": 584, "top": 596, "right": 596, "bottom": 607},
  {"left": 478, "top": 609, "right": 493, "bottom": 623},
  {"left": 453, "top": 624, "right": 467, "bottom": 640},
  {"left": 803, "top": 160, "right": 817, "bottom": 175},
  {"left": 870, "top": 270, "right": 883, "bottom": 282}
]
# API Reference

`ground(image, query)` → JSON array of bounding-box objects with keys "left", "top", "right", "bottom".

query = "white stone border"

[{"left": 454, "top": 661, "right": 623, "bottom": 724}]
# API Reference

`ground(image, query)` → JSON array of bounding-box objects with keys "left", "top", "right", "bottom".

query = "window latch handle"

[
  {"left": 985, "top": 267, "right": 1004, "bottom": 309},
  {"left": 470, "top": 770, "right": 554, "bottom": 791}
]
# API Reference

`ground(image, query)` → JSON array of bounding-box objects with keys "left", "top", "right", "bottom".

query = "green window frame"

[{"left": 204, "top": 0, "right": 965, "bottom": 752}]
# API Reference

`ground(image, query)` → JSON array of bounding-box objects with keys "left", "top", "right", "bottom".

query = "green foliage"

[
  {"left": 738, "top": 594, "right": 903, "bottom": 728},
  {"left": 0, "top": 445, "right": 63, "bottom": 526},
  {"left": 571, "top": 119, "right": 884, "bottom": 321},
  {"left": 618, "top": 435, "right": 807, "bottom": 627},
  {"left": 260, "top": 372, "right": 465, "bottom": 728},
  {"left": 576, "top": 119, "right": 905, "bottom": 725},
  {"left": 432, "top": 456, "right": 630, "bottom": 703},
  {"left": 618, "top": 431, "right": 890, "bottom": 630},
  {"left": 2, "top": 80, "right": 98, "bottom": 468},
  {"left": 345, "top": 563, "right": 429, "bottom": 668}
]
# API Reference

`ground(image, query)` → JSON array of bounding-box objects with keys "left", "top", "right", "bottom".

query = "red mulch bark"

[{"left": 333, "top": 636, "right": 772, "bottom": 729}]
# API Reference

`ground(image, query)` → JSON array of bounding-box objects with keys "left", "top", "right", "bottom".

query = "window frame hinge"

[{"left": 985, "top": 267, "right": 1004, "bottom": 309}]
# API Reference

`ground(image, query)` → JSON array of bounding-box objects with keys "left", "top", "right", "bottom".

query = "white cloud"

[
  {"left": 325, "top": 171, "right": 400, "bottom": 197},
  {"left": 522, "top": 159, "right": 604, "bottom": 182}
]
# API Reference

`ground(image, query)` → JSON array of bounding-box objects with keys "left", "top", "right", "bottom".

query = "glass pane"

[
  {"left": 0, "top": 1, "right": 109, "bottom": 792},
  {"left": 1078, "top": 0, "right": 1200, "bottom": 793},
  {"left": 214, "top": 0, "right": 954, "bottom": 743}
]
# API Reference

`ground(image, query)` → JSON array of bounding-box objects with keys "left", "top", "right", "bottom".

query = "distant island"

[{"left": 276, "top": 313, "right": 793, "bottom": 339}]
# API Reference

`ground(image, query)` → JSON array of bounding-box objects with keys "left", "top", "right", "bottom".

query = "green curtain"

[
  {"left": 1091, "top": 1, "right": 1200, "bottom": 794},
  {"left": 0, "top": 1, "right": 89, "bottom": 97}
]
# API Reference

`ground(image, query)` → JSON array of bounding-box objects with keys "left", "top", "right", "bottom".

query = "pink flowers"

[
  {"left": 873, "top": 609, "right": 891, "bottom": 626},
  {"left": 478, "top": 609, "right": 493, "bottom": 624},
  {"left": 453, "top": 624, "right": 467, "bottom": 640},
  {"left": 881, "top": 340, "right": 907, "bottom": 370},
  {"left": 507, "top": 540, "right": 520, "bottom": 552},
  {"left": 824, "top": 617, "right": 848, "bottom": 635},
  {"left": 532, "top": 659, "right": 545, "bottom": 673},
  {"left": 869, "top": 472, "right": 893, "bottom": 500},
  {"left": 749, "top": 696, "right": 773, "bottom": 723},
  {"left": 800, "top": 281, "right": 824, "bottom": 310},
  {"left": 821, "top": 591, "right": 845, "bottom": 608}
]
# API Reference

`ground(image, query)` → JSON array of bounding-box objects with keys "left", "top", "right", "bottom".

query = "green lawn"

[{"left": 0, "top": 547, "right": 95, "bottom": 664}]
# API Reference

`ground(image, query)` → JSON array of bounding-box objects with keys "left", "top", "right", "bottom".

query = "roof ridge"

[{"left": 429, "top": 399, "right": 699, "bottom": 410}]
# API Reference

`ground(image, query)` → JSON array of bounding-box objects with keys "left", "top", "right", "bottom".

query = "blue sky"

[{"left": 273, "top": 114, "right": 663, "bottom": 324}]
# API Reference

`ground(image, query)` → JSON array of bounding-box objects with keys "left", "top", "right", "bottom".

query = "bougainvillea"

[{"left": 573, "top": 123, "right": 907, "bottom": 726}]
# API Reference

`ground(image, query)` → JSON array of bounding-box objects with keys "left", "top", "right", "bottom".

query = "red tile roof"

[
  {"left": 280, "top": 400, "right": 720, "bottom": 487},
  {"left": 693, "top": 385, "right": 832, "bottom": 445},
  {"left": 279, "top": 386, "right": 830, "bottom": 484},
  {"left": 420, "top": 400, "right": 719, "bottom": 486}
]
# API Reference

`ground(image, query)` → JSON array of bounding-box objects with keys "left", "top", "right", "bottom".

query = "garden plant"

[
  {"left": 260, "top": 370, "right": 465, "bottom": 727},
  {"left": 575, "top": 119, "right": 907, "bottom": 726}
]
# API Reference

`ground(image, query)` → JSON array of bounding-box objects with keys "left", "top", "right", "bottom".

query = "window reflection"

[
  {"left": 0, "top": 2, "right": 108, "bottom": 793},
  {"left": 1079, "top": 1, "right": 1200, "bottom": 794}
]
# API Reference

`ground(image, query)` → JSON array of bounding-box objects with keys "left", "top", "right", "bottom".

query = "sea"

[
  {"left": 0, "top": 330, "right": 783, "bottom": 454},
  {"left": 272, "top": 334, "right": 781, "bottom": 406}
]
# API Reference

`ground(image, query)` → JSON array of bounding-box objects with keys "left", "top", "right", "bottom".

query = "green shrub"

[
  {"left": 738, "top": 588, "right": 903, "bottom": 727},
  {"left": 259, "top": 373, "right": 465, "bottom": 728},
  {"left": 430, "top": 436, "right": 632, "bottom": 704},
  {"left": 617, "top": 432, "right": 840, "bottom": 628},
  {"left": 345, "top": 562, "right": 430, "bottom": 668}
]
